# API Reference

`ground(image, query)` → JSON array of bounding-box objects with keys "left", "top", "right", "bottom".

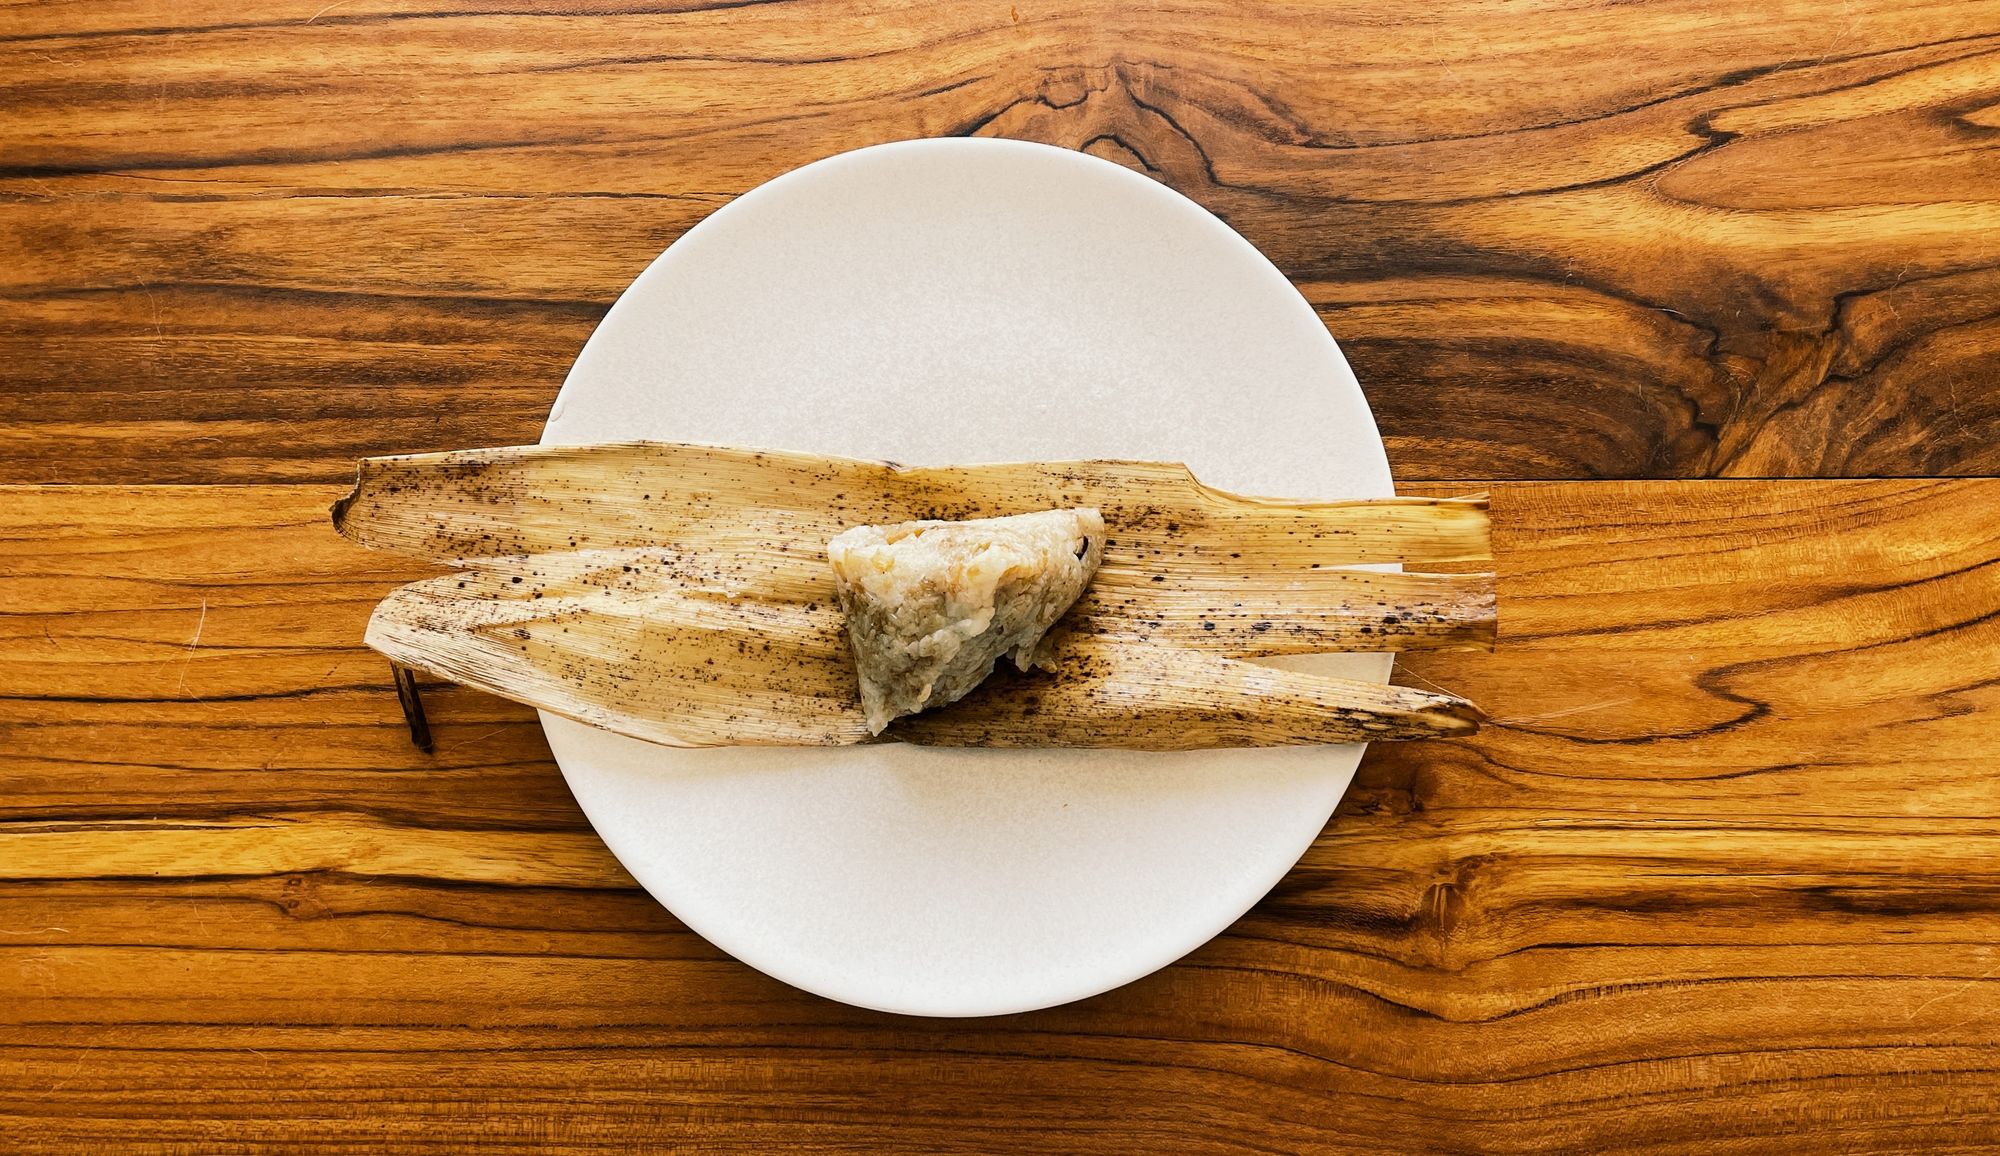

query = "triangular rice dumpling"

[{"left": 828, "top": 508, "right": 1106, "bottom": 733}]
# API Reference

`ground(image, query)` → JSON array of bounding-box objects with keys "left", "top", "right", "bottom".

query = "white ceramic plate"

[{"left": 542, "top": 138, "right": 1391, "bottom": 1016}]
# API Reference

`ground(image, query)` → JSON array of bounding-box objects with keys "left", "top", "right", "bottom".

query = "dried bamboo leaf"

[{"left": 335, "top": 441, "right": 1493, "bottom": 749}]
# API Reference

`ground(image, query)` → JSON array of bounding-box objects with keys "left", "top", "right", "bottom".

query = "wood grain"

[
  {"left": 7, "top": 1, "right": 2000, "bottom": 481},
  {"left": 10, "top": 1, "right": 2000, "bottom": 1149},
  {"left": 6, "top": 479, "right": 1998, "bottom": 1152}
]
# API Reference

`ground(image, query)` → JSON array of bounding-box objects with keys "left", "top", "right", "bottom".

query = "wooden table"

[{"left": 7, "top": 2, "right": 1999, "bottom": 1151}]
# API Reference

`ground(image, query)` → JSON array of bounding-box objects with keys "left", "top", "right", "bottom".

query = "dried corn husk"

[{"left": 333, "top": 441, "right": 1493, "bottom": 749}]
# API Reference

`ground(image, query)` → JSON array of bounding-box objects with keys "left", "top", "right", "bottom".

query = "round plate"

[{"left": 542, "top": 138, "right": 1391, "bottom": 1016}]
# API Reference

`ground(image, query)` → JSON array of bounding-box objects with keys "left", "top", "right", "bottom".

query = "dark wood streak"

[{"left": 6, "top": 3, "right": 2000, "bottom": 481}]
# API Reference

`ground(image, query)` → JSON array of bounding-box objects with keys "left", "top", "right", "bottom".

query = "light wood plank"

[{"left": 4, "top": 479, "right": 1998, "bottom": 1151}]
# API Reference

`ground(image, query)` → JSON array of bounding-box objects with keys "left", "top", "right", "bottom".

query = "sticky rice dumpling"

[{"left": 827, "top": 508, "right": 1105, "bottom": 733}]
